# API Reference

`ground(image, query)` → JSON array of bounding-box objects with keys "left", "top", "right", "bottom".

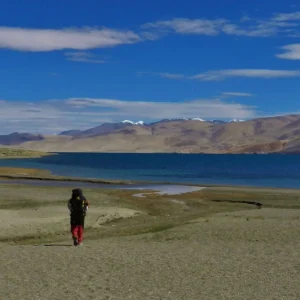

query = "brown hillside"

[{"left": 7, "top": 115, "right": 300, "bottom": 153}]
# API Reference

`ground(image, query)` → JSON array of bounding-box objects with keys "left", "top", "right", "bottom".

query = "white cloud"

[
  {"left": 191, "top": 69, "right": 300, "bottom": 80},
  {"left": 276, "top": 44, "right": 300, "bottom": 60},
  {"left": 64, "top": 97, "right": 256, "bottom": 120},
  {"left": 0, "top": 27, "right": 141, "bottom": 51},
  {"left": 272, "top": 12, "right": 300, "bottom": 21},
  {"left": 143, "top": 11, "right": 300, "bottom": 38},
  {"left": 0, "top": 100, "right": 104, "bottom": 134},
  {"left": 1, "top": 11, "right": 300, "bottom": 54},
  {"left": 222, "top": 92, "right": 253, "bottom": 97},
  {"left": 65, "top": 51, "right": 106, "bottom": 63},
  {"left": 222, "top": 22, "right": 279, "bottom": 37},
  {"left": 0, "top": 97, "right": 256, "bottom": 134},
  {"left": 143, "top": 18, "right": 227, "bottom": 35},
  {"left": 139, "top": 69, "right": 300, "bottom": 81}
]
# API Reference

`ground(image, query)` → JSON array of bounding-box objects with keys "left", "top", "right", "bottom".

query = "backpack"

[{"left": 69, "top": 188, "right": 86, "bottom": 214}]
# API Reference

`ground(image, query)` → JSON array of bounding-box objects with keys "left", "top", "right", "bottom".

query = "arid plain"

[{"left": 1, "top": 167, "right": 300, "bottom": 300}]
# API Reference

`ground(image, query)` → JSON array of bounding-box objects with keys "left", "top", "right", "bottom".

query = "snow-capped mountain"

[
  {"left": 149, "top": 118, "right": 206, "bottom": 124},
  {"left": 7, "top": 114, "right": 300, "bottom": 154},
  {"left": 122, "top": 120, "right": 145, "bottom": 125},
  {"left": 121, "top": 118, "right": 244, "bottom": 125},
  {"left": 209, "top": 120, "right": 227, "bottom": 124},
  {"left": 167, "top": 117, "right": 205, "bottom": 121},
  {"left": 58, "top": 117, "right": 247, "bottom": 137},
  {"left": 192, "top": 118, "right": 205, "bottom": 121},
  {"left": 230, "top": 119, "right": 244, "bottom": 122}
]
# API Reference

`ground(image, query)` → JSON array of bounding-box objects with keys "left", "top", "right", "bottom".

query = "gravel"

[{"left": 1, "top": 208, "right": 300, "bottom": 300}]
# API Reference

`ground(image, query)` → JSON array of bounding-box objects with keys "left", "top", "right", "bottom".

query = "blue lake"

[{"left": 0, "top": 153, "right": 300, "bottom": 189}]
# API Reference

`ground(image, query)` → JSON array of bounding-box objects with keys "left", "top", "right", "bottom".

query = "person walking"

[{"left": 68, "top": 188, "right": 89, "bottom": 246}]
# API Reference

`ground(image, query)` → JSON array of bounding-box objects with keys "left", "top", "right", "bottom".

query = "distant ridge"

[
  {"left": 2, "top": 114, "right": 300, "bottom": 154},
  {"left": 0, "top": 132, "right": 44, "bottom": 145}
]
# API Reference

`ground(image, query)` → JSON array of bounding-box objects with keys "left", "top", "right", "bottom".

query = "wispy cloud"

[
  {"left": 143, "top": 11, "right": 300, "bottom": 38},
  {"left": 65, "top": 51, "right": 106, "bottom": 63},
  {"left": 191, "top": 69, "right": 300, "bottom": 80},
  {"left": 0, "top": 97, "right": 256, "bottom": 134},
  {"left": 140, "top": 69, "right": 300, "bottom": 81},
  {"left": 159, "top": 72, "right": 185, "bottom": 79},
  {"left": 221, "top": 23, "right": 278, "bottom": 37},
  {"left": 276, "top": 44, "right": 300, "bottom": 60},
  {"left": 64, "top": 97, "right": 256, "bottom": 121},
  {"left": 0, "top": 100, "right": 110, "bottom": 134},
  {"left": 143, "top": 18, "right": 227, "bottom": 36},
  {"left": 222, "top": 92, "right": 253, "bottom": 97},
  {"left": 0, "top": 27, "right": 141, "bottom": 51},
  {"left": 272, "top": 12, "right": 300, "bottom": 21},
  {"left": 1, "top": 11, "right": 300, "bottom": 54},
  {"left": 21, "top": 109, "right": 43, "bottom": 113},
  {"left": 136, "top": 71, "right": 185, "bottom": 79}
]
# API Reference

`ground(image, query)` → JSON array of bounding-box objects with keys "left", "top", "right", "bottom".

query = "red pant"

[{"left": 71, "top": 224, "right": 84, "bottom": 243}]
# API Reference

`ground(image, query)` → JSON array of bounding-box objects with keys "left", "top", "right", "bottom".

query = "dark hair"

[{"left": 71, "top": 188, "right": 83, "bottom": 198}]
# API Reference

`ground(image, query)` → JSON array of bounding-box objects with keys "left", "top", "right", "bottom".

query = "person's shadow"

[{"left": 44, "top": 244, "right": 72, "bottom": 247}]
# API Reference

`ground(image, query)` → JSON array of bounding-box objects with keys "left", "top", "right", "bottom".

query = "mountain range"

[
  {"left": 1, "top": 115, "right": 300, "bottom": 153},
  {"left": 58, "top": 118, "right": 238, "bottom": 138}
]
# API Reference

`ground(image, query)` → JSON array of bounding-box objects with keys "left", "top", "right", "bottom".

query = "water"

[
  {"left": 0, "top": 153, "right": 300, "bottom": 189},
  {"left": 0, "top": 179, "right": 205, "bottom": 195}
]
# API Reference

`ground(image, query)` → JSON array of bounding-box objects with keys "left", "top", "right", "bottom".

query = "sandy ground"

[
  {"left": 1, "top": 207, "right": 300, "bottom": 300},
  {"left": 0, "top": 206, "right": 143, "bottom": 240}
]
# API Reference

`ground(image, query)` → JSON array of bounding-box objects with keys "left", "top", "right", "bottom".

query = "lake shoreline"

[
  {"left": 1, "top": 170, "right": 300, "bottom": 192},
  {"left": 1, "top": 152, "right": 300, "bottom": 190}
]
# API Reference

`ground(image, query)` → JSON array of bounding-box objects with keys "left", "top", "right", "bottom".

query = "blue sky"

[{"left": 1, "top": 0, "right": 300, "bottom": 133}]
